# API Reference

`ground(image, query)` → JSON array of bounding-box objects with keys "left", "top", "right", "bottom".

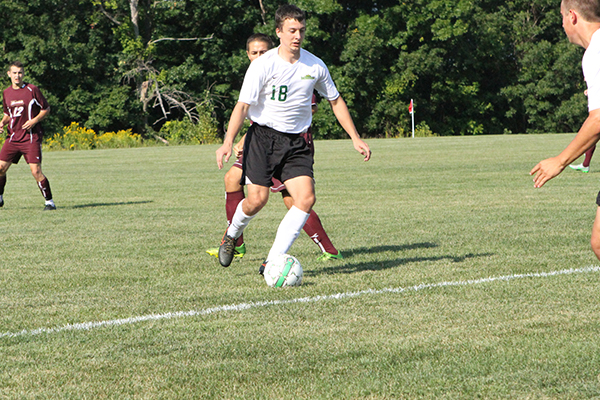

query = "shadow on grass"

[
  {"left": 342, "top": 243, "right": 439, "bottom": 257},
  {"left": 306, "top": 251, "right": 495, "bottom": 276},
  {"left": 70, "top": 200, "right": 153, "bottom": 209}
]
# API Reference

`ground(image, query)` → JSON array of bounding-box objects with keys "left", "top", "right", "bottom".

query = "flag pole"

[{"left": 409, "top": 99, "right": 415, "bottom": 138}]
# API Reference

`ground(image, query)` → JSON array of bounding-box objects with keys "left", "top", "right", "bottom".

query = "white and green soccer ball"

[{"left": 264, "top": 254, "right": 303, "bottom": 287}]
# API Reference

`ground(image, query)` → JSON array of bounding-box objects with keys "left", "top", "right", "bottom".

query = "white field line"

[{"left": 2, "top": 265, "right": 599, "bottom": 339}]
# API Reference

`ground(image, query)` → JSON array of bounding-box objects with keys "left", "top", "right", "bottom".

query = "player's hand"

[
  {"left": 216, "top": 144, "right": 233, "bottom": 170},
  {"left": 530, "top": 157, "right": 565, "bottom": 188},
  {"left": 233, "top": 141, "right": 244, "bottom": 158},
  {"left": 353, "top": 139, "right": 371, "bottom": 161},
  {"left": 22, "top": 118, "right": 37, "bottom": 130}
]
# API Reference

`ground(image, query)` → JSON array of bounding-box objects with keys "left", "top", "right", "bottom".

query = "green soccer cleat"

[
  {"left": 206, "top": 243, "right": 246, "bottom": 259},
  {"left": 317, "top": 251, "right": 344, "bottom": 261},
  {"left": 569, "top": 163, "right": 590, "bottom": 173},
  {"left": 234, "top": 243, "right": 247, "bottom": 258}
]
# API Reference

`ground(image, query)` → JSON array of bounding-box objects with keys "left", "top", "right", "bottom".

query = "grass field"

[{"left": 1, "top": 134, "right": 600, "bottom": 399}]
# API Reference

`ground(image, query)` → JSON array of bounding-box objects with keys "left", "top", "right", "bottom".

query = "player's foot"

[
  {"left": 218, "top": 233, "right": 236, "bottom": 267},
  {"left": 0, "top": 197, "right": 3, "bottom": 208},
  {"left": 206, "top": 243, "right": 246, "bottom": 259},
  {"left": 259, "top": 260, "right": 267, "bottom": 275},
  {"left": 317, "top": 251, "right": 343, "bottom": 261},
  {"left": 44, "top": 204, "right": 57, "bottom": 211},
  {"left": 569, "top": 163, "right": 590, "bottom": 173}
]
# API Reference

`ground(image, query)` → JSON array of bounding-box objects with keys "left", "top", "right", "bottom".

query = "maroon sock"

[
  {"left": 37, "top": 177, "right": 52, "bottom": 201},
  {"left": 226, "top": 191, "right": 245, "bottom": 247},
  {"left": 584, "top": 145, "right": 596, "bottom": 167},
  {"left": 0, "top": 175, "right": 6, "bottom": 195},
  {"left": 303, "top": 210, "right": 338, "bottom": 255}
]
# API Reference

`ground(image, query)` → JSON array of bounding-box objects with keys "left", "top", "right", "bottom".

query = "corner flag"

[{"left": 409, "top": 99, "right": 415, "bottom": 138}]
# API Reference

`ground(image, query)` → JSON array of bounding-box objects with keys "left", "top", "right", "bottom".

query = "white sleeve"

[
  {"left": 313, "top": 64, "right": 340, "bottom": 101},
  {"left": 238, "top": 62, "right": 264, "bottom": 106}
]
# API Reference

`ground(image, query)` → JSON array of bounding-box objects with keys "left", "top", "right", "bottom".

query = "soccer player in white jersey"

[
  {"left": 530, "top": 0, "right": 600, "bottom": 259},
  {"left": 215, "top": 4, "right": 371, "bottom": 270}
]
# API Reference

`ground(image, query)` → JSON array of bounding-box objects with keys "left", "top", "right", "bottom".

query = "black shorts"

[
  {"left": 241, "top": 124, "right": 313, "bottom": 188},
  {"left": 596, "top": 191, "right": 600, "bottom": 207}
]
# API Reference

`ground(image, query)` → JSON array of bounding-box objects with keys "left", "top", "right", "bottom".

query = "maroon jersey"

[{"left": 3, "top": 83, "right": 49, "bottom": 143}]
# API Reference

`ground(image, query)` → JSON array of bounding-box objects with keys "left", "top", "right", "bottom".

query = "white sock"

[
  {"left": 227, "top": 200, "right": 255, "bottom": 239},
  {"left": 45, "top": 199, "right": 55, "bottom": 206},
  {"left": 267, "top": 206, "right": 310, "bottom": 262}
]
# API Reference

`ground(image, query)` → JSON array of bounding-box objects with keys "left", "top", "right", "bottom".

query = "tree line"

[{"left": 0, "top": 0, "right": 586, "bottom": 139}]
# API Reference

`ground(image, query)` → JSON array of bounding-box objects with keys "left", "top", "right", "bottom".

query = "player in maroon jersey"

[{"left": 0, "top": 61, "right": 55, "bottom": 210}]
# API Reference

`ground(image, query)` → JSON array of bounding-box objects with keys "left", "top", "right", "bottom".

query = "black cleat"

[
  {"left": 44, "top": 204, "right": 56, "bottom": 211},
  {"left": 258, "top": 260, "right": 267, "bottom": 275},
  {"left": 218, "top": 233, "right": 236, "bottom": 267},
  {"left": 0, "top": 198, "right": 3, "bottom": 208}
]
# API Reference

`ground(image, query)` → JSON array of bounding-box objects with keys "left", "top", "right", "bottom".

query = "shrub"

[
  {"left": 44, "top": 122, "right": 143, "bottom": 150},
  {"left": 95, "top": 129, "right": 142, "bottom": 149},
  {"left": 159, "top": 111, "right": 220, "bottom": 145},
  {"left": 46, "top": 122, "right": 96, "bottom": 150}
]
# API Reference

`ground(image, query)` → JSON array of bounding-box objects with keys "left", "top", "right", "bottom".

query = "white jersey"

[
  {"left": 583, "top": 29, "right": 600, "bottom": 112},
  {"left": 238, "top": 47, "right": 340, "bottom": 134}
]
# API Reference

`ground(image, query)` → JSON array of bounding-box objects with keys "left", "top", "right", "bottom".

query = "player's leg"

[
  {"left": 591, "top": 198, "right": 600, "bottom": 260},
  {"left": 29, "top": 163, "right": 55, "bottom": 210},
  {"left": 218, "top": 183, "right": 269, "bottom": 267},
  {"left": 265, "top": 176, "right": 314, "bottom": 263},
  {"left": 281, "top": 190, "right": 342, "bottom": 260},
  {"left": 207, "top": 165, "right": 246, "bottom": 258},
  {"left": 584, "top": 145, "right": 596, "bottom": 168},
  {"left": 0, "top": 160, "right": 11, "bottom": 208},
  {"left": 569, "top": 144, "right": 596, "bottom": 172},
  {"left": 224, "top": 165, "right": 246, "bottom": 249}
]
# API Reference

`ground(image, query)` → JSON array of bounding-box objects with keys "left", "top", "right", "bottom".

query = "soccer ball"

[{"left": 264, "top": 254, "right": 303, "bottom": 287}]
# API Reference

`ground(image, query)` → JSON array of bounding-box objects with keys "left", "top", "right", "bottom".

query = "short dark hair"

[
  {"left": 562, "top": 0, "right": 600, "bottom": 22},
  {"left": 8, "top": 61, "right": 23, "bottom": 71},
  {"left": 275, "top": 4, "right": 306, "bottom": 30},
  {"left": 246, "top": 33, "right": 274, "bottom": 52}
]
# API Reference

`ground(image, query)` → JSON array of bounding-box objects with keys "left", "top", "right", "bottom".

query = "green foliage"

[
  {"left": 0, "top": 0, "right": 589, "bottom": 137},
  {"left": 158, "top": 106, "right": 220, "bottom": 145}
]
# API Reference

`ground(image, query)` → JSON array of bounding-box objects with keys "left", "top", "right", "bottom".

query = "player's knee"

[
  {"left": 224, "top": 168, "right": 242, "bottom": 192},
  {"left": 281, "top": 193, "right": 294, "bottom": 210},
  {"left": 244, "top": 194, "right": 268, "bottom": 214},
  {"left": 31, "top": 169, "right": 44, "bottom": 181},
  {"left": 295, "top": 193, "right": 315, "bottom": 212},
  {"left": 591, "top": 235, "right": 600, "bottom": 260}
]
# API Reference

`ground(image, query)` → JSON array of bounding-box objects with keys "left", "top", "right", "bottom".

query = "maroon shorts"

[{"left": 0, "top": 138, "right": 43, "bottom": 164}]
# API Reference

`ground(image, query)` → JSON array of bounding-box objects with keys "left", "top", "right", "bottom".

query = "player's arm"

[
  {"left": 216, "top": 102, "right": 250, "bottom": 169},
  {"left": 0, "top": 114, "right": 9, "bottom": 131},
  {"left": 328, "top": 96, "right": 371, "bottom": 161},
  {"left": 530, "top": 108, "right": 600, "bottom": 188},
  {"left": 23, "top": 107, "right": 50, "bottom": 131}
]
